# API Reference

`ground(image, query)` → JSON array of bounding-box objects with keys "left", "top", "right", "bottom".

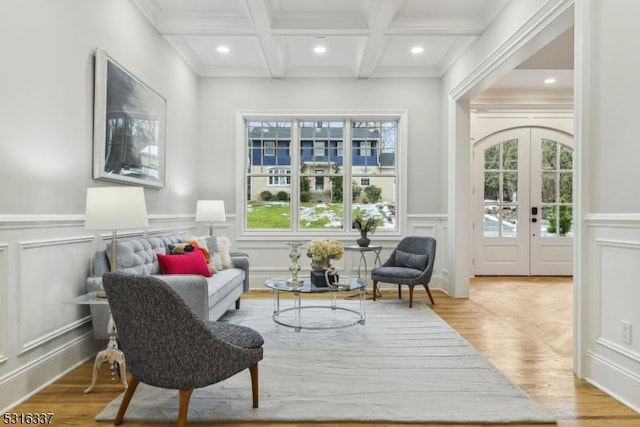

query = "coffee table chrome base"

[{"left": 273, "top": 305, "right": 366, "bottom": 332}]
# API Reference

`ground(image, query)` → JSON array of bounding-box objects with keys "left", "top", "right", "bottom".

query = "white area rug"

[{"left": 96, "top": 298, "right": 556, "bottom": 424}]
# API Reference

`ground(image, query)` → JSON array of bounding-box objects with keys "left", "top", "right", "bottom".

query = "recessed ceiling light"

[
  {"left": 216, "top": 45, "right": 230, "bottom": 54},
  {"left": 314, "top": 45, "right": 327, "bottom": 54},
  {"left": 544, "top": 77, "right": 557, "bottom": 84},
  {"left": 410, "top": 46, "right": 424, "bottom": 55}
]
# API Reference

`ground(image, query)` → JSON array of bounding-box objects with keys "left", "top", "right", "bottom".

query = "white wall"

[
  {"left": 577, "top": 0, "right": 640, "bottom": 412},
  {"left": 0, "top": 0, "right": 199, "bottom": 411}
]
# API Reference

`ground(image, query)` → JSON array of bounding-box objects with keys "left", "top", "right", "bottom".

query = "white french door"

[{"left": 472, "top": 127, "right": 574, "bottom": 276}]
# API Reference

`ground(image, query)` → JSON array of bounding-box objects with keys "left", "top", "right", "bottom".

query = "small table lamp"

[
  {"left": 195, "top": 200, "right": 226, "bottom": 236},
  {"left": 85, "top": 186, "right": 149, "bottom": 274}
]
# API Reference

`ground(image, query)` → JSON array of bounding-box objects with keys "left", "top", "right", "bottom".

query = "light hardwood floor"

[{"left": 9, "top": 277, "right": 640, "bottom": 426}]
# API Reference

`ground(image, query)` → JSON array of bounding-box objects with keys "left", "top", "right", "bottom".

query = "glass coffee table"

[{"left": 264, "top": 276, "right": 367, "bottom": 332}]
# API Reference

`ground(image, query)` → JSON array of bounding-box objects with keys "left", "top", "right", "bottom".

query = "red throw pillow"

[{"left": 157, "top": 250, "right": 212, "bottom": 277}]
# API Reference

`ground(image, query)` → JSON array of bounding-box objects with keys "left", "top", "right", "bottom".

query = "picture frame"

[{"left": 93, "top": 48, "right": 166, "bottom": 189}]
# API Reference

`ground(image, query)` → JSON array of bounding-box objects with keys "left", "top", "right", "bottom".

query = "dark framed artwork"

[{"left": 93, "top": 48, "right": 166, "bottom": 188}]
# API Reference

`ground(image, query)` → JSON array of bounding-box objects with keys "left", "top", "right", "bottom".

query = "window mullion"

[
  {"left": 291, "top": 119, "right": 300, "bottom": 232},
  {"left": 344, "top": 120, "right": 353, "bottom": 231}
]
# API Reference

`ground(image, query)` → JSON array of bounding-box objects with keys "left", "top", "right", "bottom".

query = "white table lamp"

[
  {"left": 195, "top": 200, "right": 226, "bottom": 236},
  {"left": 83, "top": 186, "right": 147, "bottom": 392},
  {"left": 85, "top": 186, "right": 149, "bottom": 273}
]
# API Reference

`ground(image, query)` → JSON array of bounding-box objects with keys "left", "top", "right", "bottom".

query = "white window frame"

[{"left": 236, "top": 111, "right": 407, "bottom": 237}]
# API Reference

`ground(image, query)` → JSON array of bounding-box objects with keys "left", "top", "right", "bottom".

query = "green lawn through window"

[{"left": 247, "top": 201, "right": 395, "bottom": 230}]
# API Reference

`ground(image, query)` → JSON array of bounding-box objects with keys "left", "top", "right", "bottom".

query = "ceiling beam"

[
  {"left": 244, "top": 0, "right": 285, "bottom": 78},
  {"left": 357, "top": 0, "right": 402, "bottom": 78}
]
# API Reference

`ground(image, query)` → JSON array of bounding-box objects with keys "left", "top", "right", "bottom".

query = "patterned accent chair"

[
  {"left": 102, "top": 273, "right": 264, "bottom": 427},
  {"left": 371, "top": 236, "right": 436, "bottom": 308}
]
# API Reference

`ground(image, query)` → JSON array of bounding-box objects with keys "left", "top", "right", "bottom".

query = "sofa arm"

[
  {"left": 151, "top": 274, "right": 209, "bottom": 320},
  {"left": 230, "top": 253, "right": 250, "bottom": 292}
]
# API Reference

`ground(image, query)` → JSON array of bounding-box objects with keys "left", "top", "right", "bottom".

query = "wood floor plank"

[{"left": 7, "top": 277, "right": 639, "bottom": 426}]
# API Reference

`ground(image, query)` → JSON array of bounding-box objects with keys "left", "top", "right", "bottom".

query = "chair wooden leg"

[
  {"left": 372, "top": 281, "right": 378, "bottom": 301},
  {"left": 409, "top": 286, "right": 414, "bottom": 308},
  {"left": 398, "top": 285, "right": 402, "bottom": 299},
  {"left": 114, "top": 375, "right": 139, "bottom": 425},
  {"left": 249, "top": 363, "right": 259, "bottom": 408},
  {"left": 178, "top": 389, "right": 194, "bottom": 427},
  {"left": 424, "top": 284, "right": 435, "bottom": 305}
]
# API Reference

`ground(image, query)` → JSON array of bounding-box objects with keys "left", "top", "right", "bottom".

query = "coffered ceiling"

[{"left": 132, "top": 0, "right": 512, "bottom": 79}]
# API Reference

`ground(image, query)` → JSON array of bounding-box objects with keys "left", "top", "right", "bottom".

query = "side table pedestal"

[{"left": 65, "top": 291, "right": 127, "bottom": 393}]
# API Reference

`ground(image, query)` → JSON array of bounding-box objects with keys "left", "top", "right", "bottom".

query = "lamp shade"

[
  {"left": 85, "top": 186, "right": 149, "bottom": 230},
  {"left": 195, "top": 200, "right": 226, "bottom": 222}
]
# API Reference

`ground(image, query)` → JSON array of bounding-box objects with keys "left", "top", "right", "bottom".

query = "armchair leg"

[
  {"left": 409, "top": 286, "right": 414, "bottom": 308},
  {"left": 178, "top": 389, "right": 194, "bottom": 427},
  {"left": 249, "top": 363, "right": 259, "bottom": 408},
  {"left": 424, "top": 284, "right": 435, "bottom": 305},
  {"left": 372, "top": 281, "right": 378, "bottom": 301},
  {"left": 115, "top": 375, "right": 139, "bottom": 425}
]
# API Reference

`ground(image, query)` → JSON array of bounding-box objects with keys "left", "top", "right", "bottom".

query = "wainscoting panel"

[
  {"left": 585, "top": 214, "right": 640, "bottom": 413},
  {"left": 17, "top": 236, "right": 94, "bottom": 355},
  {"left": 0, "top": 243, "right": 8, "bottom": 367}
]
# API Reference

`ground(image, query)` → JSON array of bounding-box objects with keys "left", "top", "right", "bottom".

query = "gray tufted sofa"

[{"left": 86, "top": 232, "right": 249, "bottom": 339}]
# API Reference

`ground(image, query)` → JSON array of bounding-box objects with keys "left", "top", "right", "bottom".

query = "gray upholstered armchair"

[
  {"left": 371, "top": 236, "right": 436, "bottom": 308},
  {"left": 102, "top": 273, "right": 264, "bottom": 427}
]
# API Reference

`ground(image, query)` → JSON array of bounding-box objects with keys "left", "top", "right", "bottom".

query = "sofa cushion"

[
  {"left": 205, "top": 268, "right": 245, "bottom": 307},
  {"left": 157, "top": 251, "right": 212, "bottom": 277},
  {"left": 160, "top": 233, "right": 191, "bottom": 248},
  {"left": 216, "top": 236, "right": 233, "bottom": 269},
  {"left": 168, "top": 242, "right": 196, "bottom": 254},
  {"left": 106, "top": 237, "right": 165, "bottom": 275}
]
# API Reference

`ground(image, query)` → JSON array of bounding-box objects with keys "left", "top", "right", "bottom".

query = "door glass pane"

[
  {"left": 502, "top": 172, "right": 517, "bottom": 203},
  {"left": 559, "top": 172, "right": 572, "bottom": 203},
  {"left": 540, "top": 206, "right": 553, "bottom": 237},
  {"left": 541, "top": 172, "right": 556, "bottom": 203},
  {"left": 484, "top": 172, "right": 499, "bottom": 201},
  {"left": 484, "top": 146, "right": 499, "bottom": 169},
  {"left": 542, "top": 205, "right": 573, "bottom": 237},
  {"left": 483, "top": 206, "right": 517, "bottom": 237},
  {"left": 502, "top": 139, "right": 518, "bottom": 169},
  {"left": 502, "top": 207, "right": 518, "bottom": 237},
  {"left": 482, "top": 138, "right": 519, "bottom": 239},
  {"left": 539, "top": 139, "right": 573, "bottom": 239},
  {"left": 560, "top": 145, "right": 573, "bottom": 170},
  {"left": 541, "top": 139, "right": 557, "bottom": 170}
]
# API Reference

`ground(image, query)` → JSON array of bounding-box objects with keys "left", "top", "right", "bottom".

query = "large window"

[{"left": 245, "top": 117, "right": 400, "bottom": 233}]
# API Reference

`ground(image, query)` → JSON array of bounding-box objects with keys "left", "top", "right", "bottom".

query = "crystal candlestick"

[{"left": 286, "top": 242, "right": 304, "bottom": 285}]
